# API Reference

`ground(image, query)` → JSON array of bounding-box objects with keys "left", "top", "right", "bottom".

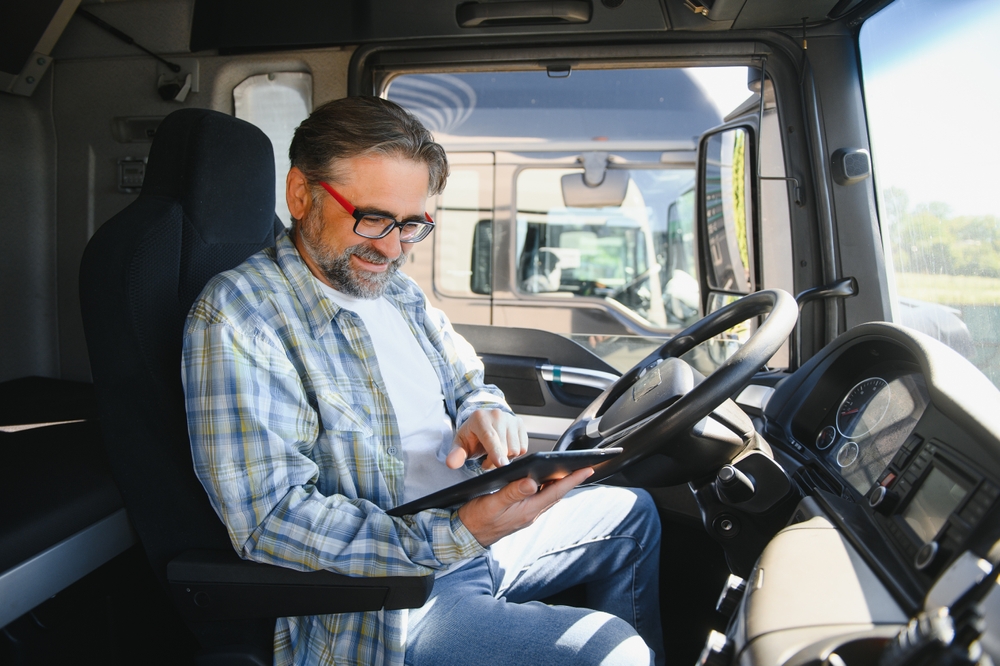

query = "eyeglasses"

[{"left": 319, "top": 181, "right": 435, "bottom": 243}]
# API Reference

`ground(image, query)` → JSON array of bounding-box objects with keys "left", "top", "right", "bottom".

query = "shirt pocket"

[
  {"left": 313, "top": 392, "right": 379, "bottom": 499},
  {"left": 315, "top": 391, "right": 373, "bottom": 438}
]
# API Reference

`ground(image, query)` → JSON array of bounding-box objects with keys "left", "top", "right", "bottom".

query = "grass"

[{"left": 894, "top": 272, "right": 1000, "bottom": 306}]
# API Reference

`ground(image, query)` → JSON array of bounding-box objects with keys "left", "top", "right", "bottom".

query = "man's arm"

[
  {"left": 417, "top": 298, "right": 595, "bottom": 546},
  {"left": 420, "top": 301, "right": 530, "bottom": 471},
  {"left": 183, "top": 311, "right": 485, "bottom": 577}
]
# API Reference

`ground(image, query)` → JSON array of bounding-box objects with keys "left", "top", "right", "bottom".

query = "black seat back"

[{"left": 79, "top": 109, "right": 281, "bottom": 654}]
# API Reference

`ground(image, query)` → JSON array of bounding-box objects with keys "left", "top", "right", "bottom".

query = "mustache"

[{"left": 347, "top": 243, "right": 407, "bottom": 269}]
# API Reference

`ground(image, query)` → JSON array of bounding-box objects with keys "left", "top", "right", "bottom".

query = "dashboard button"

[
  {"left": 969, "top": 496, "right": 992, "bottom": 515},
  {"left": 959, "top": 504, "right": 983, "bottom": 522}
]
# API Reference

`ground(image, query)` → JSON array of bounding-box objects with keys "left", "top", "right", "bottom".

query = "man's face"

[{"left": 288, "top": 154, "right": 430, "bottom": 298}]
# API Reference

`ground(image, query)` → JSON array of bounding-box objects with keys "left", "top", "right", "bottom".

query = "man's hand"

[
  {"left": 447, "top": 409, "right": 528, "bottom": 471},
  {"left": 457, "top": 467, "right": 594, "bottom": 547}
]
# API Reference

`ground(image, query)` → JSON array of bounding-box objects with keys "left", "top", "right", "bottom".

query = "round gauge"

[
  {"left": 836, "top": 377, "right": 891, "bottom": 438},
  {"left": 836, "top": 441, "right": 859, "bottom": 468},
  {"left": 815, "top": 425, "right": 837, "bottom": 450}
]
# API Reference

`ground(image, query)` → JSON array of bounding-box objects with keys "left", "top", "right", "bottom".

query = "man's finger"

[
  {"left": 501, "top": 476, "right": 538, "bottom": 501},
  {"left": 505, "top": 423, "right": 523, "bottom": 460},
  {"left": 478, "top": 422, "right": 509, "bottom": 470},
  {"left": 529, "top": 467, "right": 593, "bottom": 508},
  {"left": 445, "top": 444, "right": 468, "bottom": 470}
]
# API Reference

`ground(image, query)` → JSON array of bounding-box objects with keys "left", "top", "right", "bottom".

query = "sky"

[
  {"left": 861, "top": 0, "right": 1000, "bottom": 218},
  {"left": 685, "top": 67, "right": 752, "bottom": 119}
]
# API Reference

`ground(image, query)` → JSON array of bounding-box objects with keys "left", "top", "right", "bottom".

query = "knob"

[
  {"left": 868, "top": 485, "right": 898, "bottom": 513},
  {"left": 915, "top": 541, "right": 939, "bottom": 571},
  {"left": 715, "top": 574, "right": 747, "bottom": 617},
  {"left": 716, "top": 464, "right": 755, "bottom": 503},
  {"left": 697, "top": 630, "right": 733, "bottom": 666}
]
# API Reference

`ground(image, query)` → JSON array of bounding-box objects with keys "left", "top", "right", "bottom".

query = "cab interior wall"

[
  {"left": 36, "top": 0, "right": 353, "bottom": 381},
  {"left": 0, "top": 75, "right": 59, "bottom": 383},
  {"left": 803, "top": 32, "right": 892, "bottom": 329}
]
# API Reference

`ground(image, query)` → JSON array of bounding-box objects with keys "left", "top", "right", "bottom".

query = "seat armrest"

[{"left": 167, "top": 550, "right": 434, "bottom": 621}]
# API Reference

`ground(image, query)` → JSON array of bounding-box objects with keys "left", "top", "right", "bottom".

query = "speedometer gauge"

[{"left": 836, "top": 377, "right": 891, "bottom": 438}]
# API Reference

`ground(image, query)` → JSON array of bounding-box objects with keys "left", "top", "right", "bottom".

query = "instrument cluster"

[{"left": 814, "top": 372, "right": 929, "bottom": 495}]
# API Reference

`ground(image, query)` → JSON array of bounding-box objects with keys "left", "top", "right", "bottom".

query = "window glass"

[
  {"left": 387, "top": 68, "right": 746, "bottom": 147},
  {"left": 434, "top": 164, "right": 494, "bottom": 297},
  {"left": 515, "top": 167, "right": 697, "bottom": 330},
  {"left": 861, "top": 0, "right": 1000, "bottom": 387},
  {"left": 233, "top": 72, "right": 313, "bottom": 227},
  {"left": 386, "top": 66, "right": 755, "bottom": 363}
]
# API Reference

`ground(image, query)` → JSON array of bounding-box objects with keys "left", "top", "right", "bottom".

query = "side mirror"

[
  {"left": 696, "top": 125, "right": 757, "bottom": 366},
  {"left": 698, "top": 126, "right": 754, "bottom": 298}
]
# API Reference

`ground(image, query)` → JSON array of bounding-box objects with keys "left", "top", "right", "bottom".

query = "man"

[{"left": 182, "top": 97, "right": 663, "bottom": 666}]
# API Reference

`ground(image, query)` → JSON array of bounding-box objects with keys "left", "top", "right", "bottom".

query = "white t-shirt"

[{"left": 317, "top": 281, "right": 476, "bottom": 503}]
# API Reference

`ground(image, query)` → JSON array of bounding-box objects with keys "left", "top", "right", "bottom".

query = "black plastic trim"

[{"left": 167, "top": 550, "right": 434, "bottom": 622}]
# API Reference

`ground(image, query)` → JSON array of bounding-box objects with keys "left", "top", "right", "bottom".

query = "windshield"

[
  {"left": 860, "top": 0, "right": 1000, "bottom": 388},
  {"left": 386, "top": 66, "right": 752, "bottom": 370},
  {"left": 386, "top": 68, "right": 748, "bottom": 151}
]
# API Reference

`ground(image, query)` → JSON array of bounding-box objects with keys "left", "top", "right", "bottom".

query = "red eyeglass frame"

[{"left": 319, "top": 181, "right": 435, "bottom": 242}]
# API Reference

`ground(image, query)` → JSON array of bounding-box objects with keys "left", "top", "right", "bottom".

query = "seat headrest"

[{"left": 141, "top": 108, "right": 277, "bottom": 244}]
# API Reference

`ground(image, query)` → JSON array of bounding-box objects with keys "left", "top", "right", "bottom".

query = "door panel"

[{"left": 454, "top": 324, "right": 619, "bottom": 451}]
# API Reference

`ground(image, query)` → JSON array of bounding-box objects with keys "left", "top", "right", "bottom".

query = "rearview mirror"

[{"left": 561, "top": 170, "right": 629, "bottom": 208}]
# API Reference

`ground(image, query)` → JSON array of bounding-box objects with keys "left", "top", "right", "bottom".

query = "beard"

[{"left": 295, "top": 210, "right": 407, "bottom": 299}]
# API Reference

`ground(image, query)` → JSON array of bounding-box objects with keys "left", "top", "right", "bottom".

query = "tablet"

[{"left": 387, "top": 448, "right": 623, "bottom": 517}]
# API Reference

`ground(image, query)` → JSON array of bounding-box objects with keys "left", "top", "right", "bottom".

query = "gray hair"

[{"left": 289, "top": 96, "right": 449, "bottom": 196}]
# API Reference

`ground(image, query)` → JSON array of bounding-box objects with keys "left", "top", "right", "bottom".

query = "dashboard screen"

[{"left": 902, "top": 465, "right": 968, "bottom": 544}]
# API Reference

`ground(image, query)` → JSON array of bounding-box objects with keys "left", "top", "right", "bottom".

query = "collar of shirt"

[{"left": 274, "top": 230, "right": 423, "bottom": 341}]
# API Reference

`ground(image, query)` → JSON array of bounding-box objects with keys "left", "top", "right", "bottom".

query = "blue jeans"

[{"left": 405, "top": 486, "right": 664, "bottom": 666}]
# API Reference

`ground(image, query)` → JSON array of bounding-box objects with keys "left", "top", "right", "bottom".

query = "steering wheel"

[{"left": 554, "top": 289, "right": 798, "bottom": 486}]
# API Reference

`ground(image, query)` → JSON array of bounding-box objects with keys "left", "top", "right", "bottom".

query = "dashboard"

[{"left": 714, "top": 322, "right": 1000, "bottom": 664}]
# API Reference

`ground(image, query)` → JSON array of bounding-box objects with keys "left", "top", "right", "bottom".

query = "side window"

[
  {"left": 432, "top": 159, "right": 494, "bottom": 298},
  {"left": 860, "top": 0, "right": 1000, "bottom": 387},
  {"left": 233, "top": 72, "right": 313, "bottom": 227},
  {"left": 515, "top": 166, "right": 698, "bottom": 331}
]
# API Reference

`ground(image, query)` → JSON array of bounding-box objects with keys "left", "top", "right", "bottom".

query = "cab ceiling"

[{"left": 190, "top": 0, "right": 875, "bottom": 53}]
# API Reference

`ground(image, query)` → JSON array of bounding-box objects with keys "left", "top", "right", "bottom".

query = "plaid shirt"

[{"left": 182, "top": 231, "right": 506, "bottom": 665}]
